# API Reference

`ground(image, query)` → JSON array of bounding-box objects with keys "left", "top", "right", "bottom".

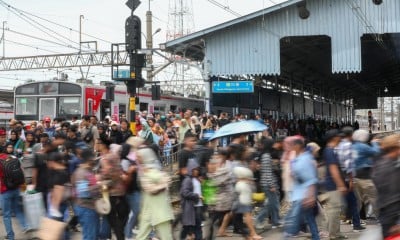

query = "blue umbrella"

[{"left": 208, "top": 120, "right": 268, "bottom": 141}]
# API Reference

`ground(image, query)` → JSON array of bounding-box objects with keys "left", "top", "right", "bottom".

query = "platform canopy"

[{"left": 162, "top": 0, "right": 400, "bottom": 109}]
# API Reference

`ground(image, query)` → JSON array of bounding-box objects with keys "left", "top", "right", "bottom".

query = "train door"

[
  {"left": 100, "top": 100, "right": 111, "bottom": 121},
  {"left": 87, "top": 99, "right": 93, "bottom": 116},
  {"left": 39, "top": 98, "right": 56, "bottom": 120}
]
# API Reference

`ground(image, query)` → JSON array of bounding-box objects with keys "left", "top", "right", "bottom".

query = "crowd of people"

[{"left": 0, "top": 110, "right": 398, "bottom": 240}]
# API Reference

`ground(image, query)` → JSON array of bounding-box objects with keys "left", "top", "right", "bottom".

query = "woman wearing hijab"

[
  {"left": 178, "top": 119, "right": 191, "bottom": 144},
  {"left": 7, "top": 129, "right": 24, "bottom": 157},
  {"left": 139, "top": 121, "right": 154, "bottom": 145},
  {"left": 135, "top": 147, "right": 174, "bottom": 240},
  {"left": 190, "top": 116, "right": 201, "bottom": 138},
  {"left": 24, "top": 131, "right": 36, "bottom": 150}
]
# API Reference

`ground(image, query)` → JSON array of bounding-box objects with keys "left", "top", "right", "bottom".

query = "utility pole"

[
  {"left": 2, "top": 21, "right": 6, "bottom": 58},
  {"left": 79, "top": 15, "right": 84, "bottom": 53},
  {"left": 146, "top": 0, "right": 153, "bottom": 82}
]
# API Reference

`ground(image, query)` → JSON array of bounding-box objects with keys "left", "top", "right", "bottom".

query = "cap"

[
  {"left": 110, "top": 121, "right": 118, "bottom": 126},
  {"left": 0, "top": 129, "right": 6, "bottom": 136},
  {"left": 44, "top": 117, "right": 51, "bottom": 122},
  {"left": 324, "top": 129, "right": 341, "bottom": 142},
  {"left": 340, "top": 126, "right": 354, "bottom": 137}
]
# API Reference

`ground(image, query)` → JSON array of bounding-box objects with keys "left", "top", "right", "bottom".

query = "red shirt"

[{"left": 0, "top": 153, "right": 8, "bottom": 193}]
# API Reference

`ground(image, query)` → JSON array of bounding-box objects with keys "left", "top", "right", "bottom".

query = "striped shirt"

[
  {"left": 259, "top": 153, "right": 278, "bottom": 189},
  {"left": 335, "top": 139, "right": 353, "bottom": 181}
]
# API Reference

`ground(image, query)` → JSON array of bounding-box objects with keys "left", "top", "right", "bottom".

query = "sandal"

[{"left": 216, "top": 233, "right": 233, "bottom": 237}]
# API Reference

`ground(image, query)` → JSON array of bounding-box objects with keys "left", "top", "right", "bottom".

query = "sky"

[{"left": 0, "top": 0, "right": 287, "bottom": 89}]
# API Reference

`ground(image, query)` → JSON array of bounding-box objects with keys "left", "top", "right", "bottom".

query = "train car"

[
  {"left": 0, "top": 100, "right": 14, "bottom": 128},
  {"left": 14, "top": 80, "right": 204, "bottom": 122}
]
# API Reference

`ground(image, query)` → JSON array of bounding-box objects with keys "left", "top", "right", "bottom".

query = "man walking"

[{"left": 324, "top": 129, "right": 348, "bottom": 239}]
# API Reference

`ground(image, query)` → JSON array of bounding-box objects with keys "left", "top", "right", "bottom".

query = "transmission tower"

[{"left": 162, "top": 0, "right": 204, "bottom": 97}]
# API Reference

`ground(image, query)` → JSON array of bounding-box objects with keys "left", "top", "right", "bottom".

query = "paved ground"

[{"left": 0, "top": 214, "right": 382, "bottom": 240}]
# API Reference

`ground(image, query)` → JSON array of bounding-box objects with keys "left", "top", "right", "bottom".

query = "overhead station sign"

[
  {"left": 113, "top": 69, "right": 131, "bottom": 79},
  {"left": 212, "top": 81, "right": 254, "bottom": 93}
]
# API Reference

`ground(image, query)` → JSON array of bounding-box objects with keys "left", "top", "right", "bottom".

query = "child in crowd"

[{"left": 180, "top": 161, "right": 203, "bottom": 240}]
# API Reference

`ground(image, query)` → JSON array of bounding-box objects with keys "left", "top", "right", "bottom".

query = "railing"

[{"left": 158, "top": 143, "right": 183, "bottom": 174}]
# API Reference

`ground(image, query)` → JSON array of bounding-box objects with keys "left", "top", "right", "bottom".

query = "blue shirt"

[
  {"left": 351, "top": 141, "right": 380, "bottom": 171},
  {"left": 324, "top": 147, "right": 341, "bottom": 191},
  {"left": 290, "top": 151, "right": 318, "bottom": 202}
]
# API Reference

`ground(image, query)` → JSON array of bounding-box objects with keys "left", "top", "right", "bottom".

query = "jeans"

[
  {"left": 284, "top": 201, "right": 320, "bottom": 240},
  {"left": 98, "top": 216, "right": 111, "bottom": 240},
  {"left": 346, "top": 190, "right": 361, "bottom": 227},
  {"left": 124, "top": 191, "right": 141, "bottom": 238},
  {"left": 255, "top": 189, "right": 280, "bottom": 226},
  {"left": 74, "top": 205, "right": 99, "bottom": 240},
  {"left": 1, "top": 189, "right": 28, "bottom": 240}
]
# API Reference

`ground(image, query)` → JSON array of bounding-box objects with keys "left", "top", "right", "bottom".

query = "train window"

[
  {"left": 39, "top": 82, "right": 59, "bottom": 95},
  {"left": 140, "top": 102, "right": 148, "bottom": 112},
  {"left": 153, "top": 106, "right": 165, "bottom": 114},
  {"left": 15, "top": 84, "right": 38, "bottom": 95},
  {"left": 16, "top": 97, "right": 38, "bottom": 115},
  {"left": 59, "top": 83, "right": 81, "bottom": 94},
  {"left": 59, "top": 97, "right": 82, "bottom": 115}
]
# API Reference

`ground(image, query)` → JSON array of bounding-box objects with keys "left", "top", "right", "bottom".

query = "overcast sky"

[{"left": 0, "top": 0, "right": 287, "bottom": 89}]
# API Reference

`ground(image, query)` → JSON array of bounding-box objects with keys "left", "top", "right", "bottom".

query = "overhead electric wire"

[
  {"left": 0, "top": 0, "right": 112, "bottom": 44},
  {"left": 0, "top": 2, "right": 85, "bottom": 51},
  {"left": 205, "top": 0, "right": 242, "bottom": 17},
  {"left": 5, "top": 39, "right": 63, "bottom": 54},
  {"left": 5, "top": 29, "right": 80, "bottom": 50}
]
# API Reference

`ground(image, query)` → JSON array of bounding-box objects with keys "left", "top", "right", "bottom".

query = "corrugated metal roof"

[{"left": 164, "top": 0, "right": 400, "bottom": 76}]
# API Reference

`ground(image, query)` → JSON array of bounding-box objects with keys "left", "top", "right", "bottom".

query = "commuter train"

[
  {"left": 0, "top": 101, "right": 14, "bottom": 127},
  {"left": 14, "top": 80, "right": 205, "bottom": 122}
]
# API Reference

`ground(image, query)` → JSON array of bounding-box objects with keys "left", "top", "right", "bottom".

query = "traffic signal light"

[
  {"left": 125, "top": 15, "right": 141, "bottom": 52},
  {"left": 151, "top": 85, "right": 161, "bottom": 100},
  {"left": 106, "top": 85, "right": 115, "bottom": 101}
]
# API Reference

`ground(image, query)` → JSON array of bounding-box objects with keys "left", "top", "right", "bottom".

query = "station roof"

[{"left": 162, "top": 0, "right": 400, "bottom": 108}]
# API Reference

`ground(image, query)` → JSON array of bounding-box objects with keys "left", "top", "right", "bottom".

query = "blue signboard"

[
  {"left": 212, "top": 81, "right": 254, "bottom": 93},
  {"left": 113, "top": 69, "right": 130, "bottom": 79}
]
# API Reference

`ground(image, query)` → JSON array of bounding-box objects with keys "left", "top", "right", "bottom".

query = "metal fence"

[{"left": 159, "top": 143, "right": 183, "bottom": 174}]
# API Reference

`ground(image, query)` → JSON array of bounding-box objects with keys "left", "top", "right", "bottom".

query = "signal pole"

[
  {"left": 124, "top": 0, "right": 145, "bottom": 135},
  {"left": 146, "top": 1, "right": 153, "bottom": 82}
]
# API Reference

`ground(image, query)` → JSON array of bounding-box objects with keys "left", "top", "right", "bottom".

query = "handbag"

[
  {"left": 37, "top": 217, "right": 67, "bottom": 240},
  {"left": 95, "top": 184, "right": 111, "bottom": 215},
  {"left": 23, "top": 192, "right": 46, "bottom": 229},
  {"left": 252, "top": 192, "right": 266, "bottom": 203}
]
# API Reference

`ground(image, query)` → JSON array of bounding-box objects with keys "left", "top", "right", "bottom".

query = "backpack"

[
  {"left": 83, "top": 126, "right": 93, "bottom": 143},
  {"left": 1, "top": 156, "right": 25, "bottom": 189}
]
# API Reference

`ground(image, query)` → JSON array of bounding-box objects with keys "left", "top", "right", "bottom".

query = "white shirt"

[{"left": 192, "top": 178, "right": 203, "bottom": 207}]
